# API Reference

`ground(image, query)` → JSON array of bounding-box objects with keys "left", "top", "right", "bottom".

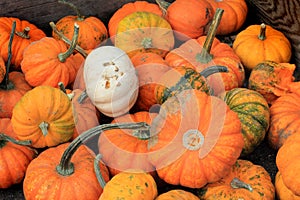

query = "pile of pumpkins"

[{"left": 0, "top": 0, "right": 299, "bottom": 199}]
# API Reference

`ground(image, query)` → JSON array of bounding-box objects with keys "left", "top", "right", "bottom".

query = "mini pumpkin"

[
  {"left": 221, "top": 88, "right": 270, "bottom": 156},
  {"left": 276, "top": 133, "right": 300, "bottom": 196},
  {"left": 21, "top": 23, "right": 85, "bottom": 88},
  {"left": 99, "top": 170, "right": 158, "bottom": 200},
  {"left": 115, "top": 11, "right": 175, "bottom": 58},
  {"left": 83, "top": 45, "right": 139, "bottom": 117},
  {"left": 148, "top": 89, "right": 244, "bottom": 188},
  {"left": 108, "top": 0, "right": 163, "bottom": 42},
  {"left": 197, "top": 159, "right": 275, "bottom": 199},
  {"left": 53, "top": 0, "right": 108, "bottom": 51},
  {"left": 233, "top": 23, "right": 292, "bottom": 70},
  {"left": 165, "top": 8, "right": 245, "bottom": 95},
  {"left": 0, "top": 17, "right": 46, "bottom": 69},
  {"left": 156, "top": 189, "right": 199, "bottom": 200},
  {"left": 11, "top": 85, "right": 75, "bottom": 148},
  {"left": 275, "top": 171, "right": 300, "bottom": 200},
  {"left": 0, "top": 118, "right": 37, "bottom": 189}
]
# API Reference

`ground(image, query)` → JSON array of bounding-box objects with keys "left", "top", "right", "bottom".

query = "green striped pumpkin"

[{"left": 222, "top": 88, "right": 270, "bottom": 156}]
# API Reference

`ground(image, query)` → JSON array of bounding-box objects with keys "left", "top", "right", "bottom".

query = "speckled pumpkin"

[
  {"left": 221, "top": 88, "right": 270, "bottom": 156},
  {"left": 197, "top": 159, "right": 275, "bottom": 200},
  {"left": 156, "top": 189, "right": 199, "bottom": 200}
]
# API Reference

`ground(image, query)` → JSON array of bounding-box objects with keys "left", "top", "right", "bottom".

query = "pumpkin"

[
  {"left": 156, "top": 189, "right": 199, "bottom": 200},
  {"left": 53, "top": 0, "right": 108, "bottom": 51},
  {"left": 83, "top": 45, "right": 139, "bottom": 117},
  {"left": 0, "top": 17, "right": 46, "bottom": 69},
  {"left": 0, "top": 118, "right": 37, "bottom": 189},
  {"left": 98, "top": 111, "right": 157, "bottom": 176},
  {"left": 275, "top": 171, "right": 300, "bottom": 200},
  {"left": 131, "top": 52, "right": 171, "bottom": 111},
  {"left": 165, "top": 8, "right": 245, "bottom": 95},
  {"left": 268, "top": 91, "right": 300, "bottom": 150},
  {"left": 156, "top": 0, "right": 214, "bottom": 40},
  {"left": 148, "top": 89, "right": 244, "bottom": 188},
  {"left": 155, "top": 65, "right": 227, "bottom": 104},
  {"left": 276, "top": 133, "right": 300, "bottom": 196},
  {"left": 197, "top": 159, "right": 275, "bottom": 200},
  {"left": 99, "top": 170, "right": 158, "bottom": 200},
  {"left": 0, "top": 56, "right": 5, "bottom": 83},
  {"left": 11, "top": 85, "right": 75, "bottom": 148},
  {"left": 221, "top": 88, "right": 270, "bottom": 156},
  {"left": 21, "top": 23, "right": 85, "bottom": 88},
  {"left": 233, "top": 23, "right": 292, "bottom": 71},
  {"left": 108, "top": 0, "right": 163, "bottom": 42},
  {"left": 248, "top": 61, "right": 297, "bottom": 104},
  {"left": 71, "top": 89, "right": 99, "bottom": 140},
  {"left": 115, "top": 11, "right": 175, "bottom": 58},
  {"left": 207, "top": 0, "right": 248, "bottom": 35}
]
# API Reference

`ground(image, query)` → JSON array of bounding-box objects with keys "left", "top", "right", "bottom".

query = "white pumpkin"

[{"left": 83, "top": 46, "right": 139, "bottom": 117}]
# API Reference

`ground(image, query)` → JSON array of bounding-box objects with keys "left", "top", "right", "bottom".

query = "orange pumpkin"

[
  {"left": 0, "top": 17, "right": 46, "bottom": 69},
  {"left": 156, "top": 190, "right": 199, "bottom": 200},
  {"left": 275, "top": 171, "right": 300, "bottom": 200},
  {"left": 233, "top": 23, "right": 292, "bottom": 70},
  {"left": 21, "top": 24, "right": 85, "bottom": 88},
  {"left": 148, "top": 89, "right": 244, "bottom": 188},
  {"left": 276, "top": 133, "right": 300, "bottom": 196},
  {"left": 53, "top": 0, "right": 108, "bottom": 51},
  {"left": 0, "top": 56, "right": 5, "bottom": 83},
  {"left": 108, "top": 1, "right": 163, "bottom": 43}
]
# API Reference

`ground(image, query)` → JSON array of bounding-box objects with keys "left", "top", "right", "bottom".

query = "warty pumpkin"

[
  {"left": 197, "top": 159, "right": 275, "bottom": 200},
  {"left": 11, "top": 85, "right": 75, "bottom": 148},
  {"left": 53, "top": 0, "right": 108, "bottom": 51},
  {"left": 276, "top": 133, "right": 300, "bottom": 196},
  {"left": 156, "top": 0, "right": 214, "bottom": 40},
  {"left": 148, "top": 89, "right": 244, "bottom": 188},
  {"left": 156, "top": 189, "right": 199, "bottom": 200},
  {"left": 83, "top": 45, "right": 139, "bottom": 117},
  {"left": 268, "top": 91, "right": 300, "bottom": 149},
  {"left": 275, "top": 171, "right": 300, "bottom": 200},
  {"left": 108, "top": 0, "right": 163, "bottom": 43},
  {"left": 221, "top": 88, "right": 270, "bottom": 156},
  {"left": 99, "top": 170, "right": 157, "bottom": 200},
  {"left": 0, "top": 17, "right": 46, "bottom": 69},
  {"left": 165, "top": 8, "right": 245, "bottom": 95},
  {"left": 115, "top": 11, "right": 175, "bottom": 58},
  {"left": 233, "top": 23, "right": 292, "bottom": 71},
  {"left": 21, "top": 23, "right": 85, "bottom": 88},
  {"left": 0, "top": 118, "right": 37, "bottom": 189}
]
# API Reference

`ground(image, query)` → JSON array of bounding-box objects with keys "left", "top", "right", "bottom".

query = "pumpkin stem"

[
  {"left": 58, "top": 82, "right": 74, "bottom": 100},
  {"left": 0, "top": 20, "right": 16, "bottom": 90},
  {"left": 58, "top": 0, "right": 84, "bottom": 20},
  {"left": 58, "top": 23, "right": 79, "bottom": 62},
  {"left": 0, "top": 133, "right": 32, "bottom": 147},
  {"left": 39, "top": 121, "right": 49, "bottom": 136},
  {"left": 200, "top": 65, "right": 228, "bottom": 78},
  {"left": 141, "top": 37, "right": 153, "bottom": 49},
  {"left": 155, "top": 0, "right": 171, "bottom": 16},
  {"left": 197, "top": 8, "right": 224, "bottom": 63},
  {"left": 230, "top": 177, "right": 253, "bottom": 192},
  {"left": 56, "top": 122, "right": 150, "bottom": 176},
  {"left": 77, "top": 90, "right": 89, "bottom": 104},
  {"left": 94, "top": 154, "right": 107, "bottom": 188},
  {"left": 49, "top": 22, "right": 88, "bottom": 57},
  {"left": 15, "top": 27, "right": 30, "bottom": 39},
  {"left": 258, "top": 23, "right": 266, "bottom": 40}
]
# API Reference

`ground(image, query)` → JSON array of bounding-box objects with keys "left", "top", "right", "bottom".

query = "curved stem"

[
  {"left": 156, "top": 0, "right": 171, "bottom": 16},
  {"left": 77, "top": 90, "right": 89, "bottom": 104},
  {"left": 58, "top": 0, "right": 84, "bottom": 20},
  {"left": 0, "top": 133, "right": 32, "bottom": 147},
  {"left": 230, "top": 177, "right": 253, "bottom": 192},
  {"left": 15, "top": 27, "right": 30, "bottom": 39},
  {"left": 58, "top": 82, "right": 67, "bottom": 94},
  {"left": 39, "top": 122, "right": 49, "bottom": 136},
  {"left": 94, "top": 154, "right": 106, "bottom": 188},
  {"left": 50, "top": 22, "right": 87, "bottom": 58},
  {"left": 56, "top": 122, "right": 150, "bottom": 176},
  {"left": 58, "top": 23, "right": 80, "bottom": 62},
  {"left": 197, "top": 8, "right": 224, "bottom": 63},
  {"left": 200, "top": 65, "right": 228, "bottom": 78},
  {"left": 258, "top": 23, "right": 266, "bottom": 40}
]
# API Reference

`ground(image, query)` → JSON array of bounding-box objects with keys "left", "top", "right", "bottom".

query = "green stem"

[
  {"left": 94, "top": 154, "right": 107, "bottom": 188},
  {"left": 58, "top": 0, "right": 84, "bottom": 20},
  {"left": 39, "top": 122, "right": 49, "bottom": 136},
  {"left": 77, "top": 90, "right": 88, "bottom": 104},
  {"left": 0, "top": 20, "right": 16, "bottom": 90},
  {"left": 56, "top": 122, "right": 150, "bottom": 176},
  {"left": 258, "top": 23, "right": 266, "bottom": 40},
  {"left": 155, "top": 0, "right": 171, "bottom": 16},
  {"left": 58, "top": 23, "right": 80, "bottom": 62},
  {"left": 230, "top": 177, "right": 253, "bottom": 192},
  {"left": 197, "top": 8, "right": 224, "bottom": 63},
  {"left": 141, "top": 37, "right": 153, "bottom": 49},
  {"left": 50, "top": 22, "right": 87, "bottom": 58},
  {"left": 200, "top": 65, "right": 228, "bottom": 78},
  {"left": 0, "top": 133, "right": 32, "bottom": 147}
]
